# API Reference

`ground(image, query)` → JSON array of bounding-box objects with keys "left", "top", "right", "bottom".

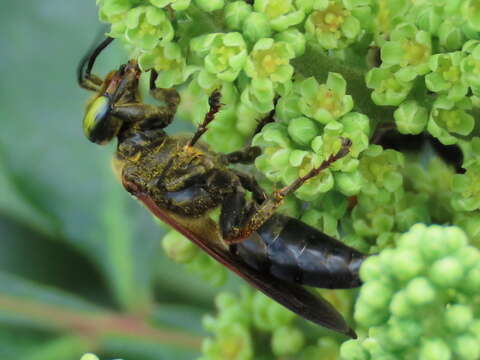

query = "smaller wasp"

[{"left": 78, "top": 37, "right": 366, "bottom": 338}]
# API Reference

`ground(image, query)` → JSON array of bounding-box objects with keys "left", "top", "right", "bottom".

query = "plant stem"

[{"left": 0, "top": 295, "right": 201, "bottom": 350}]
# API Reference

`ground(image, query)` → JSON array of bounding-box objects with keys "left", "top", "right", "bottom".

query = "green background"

[{"left": 0, "top": 2, "right": 221, "bottom": 359}]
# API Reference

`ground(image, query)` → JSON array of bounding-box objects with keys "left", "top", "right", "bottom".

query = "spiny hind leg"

[
  {"left": 188, "top": 89, "right": 223, "bottom": 146},
  {"left": 220, "top": 138, "right": 352, "bottom": 243}
]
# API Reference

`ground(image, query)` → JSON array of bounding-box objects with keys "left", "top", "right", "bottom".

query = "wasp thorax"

[{"left": 83, "top": 95, "right": 121, "bottom": 145}]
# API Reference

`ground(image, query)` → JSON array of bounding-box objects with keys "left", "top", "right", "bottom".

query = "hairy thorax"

[{"left": 115, "top": 130, "right": 236, "bottom": 217}]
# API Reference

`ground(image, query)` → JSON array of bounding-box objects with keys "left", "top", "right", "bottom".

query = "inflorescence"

[{"left": 96, "top": 0, "right": 480, "bottom": 358}]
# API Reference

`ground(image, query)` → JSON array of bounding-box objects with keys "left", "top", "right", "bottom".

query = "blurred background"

[{"left": 0, "top": 2, "right": 227, "bottom": 359}]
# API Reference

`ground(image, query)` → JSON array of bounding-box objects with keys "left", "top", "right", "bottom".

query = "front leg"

[
  {"left": 110, "top": 103, "right": 175, "bottom": 129},
  {"left": 149, "top": 70, "right": 181, "bottom": 113}
]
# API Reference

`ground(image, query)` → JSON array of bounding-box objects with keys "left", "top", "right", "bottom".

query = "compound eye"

[{"left": 83, "top": 95, "right": 120, "bottom": 145}]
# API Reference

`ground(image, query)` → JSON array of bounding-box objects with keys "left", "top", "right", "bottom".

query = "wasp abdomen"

[{"left": 235, "top": 214, "right": 365, "bottom": 289}]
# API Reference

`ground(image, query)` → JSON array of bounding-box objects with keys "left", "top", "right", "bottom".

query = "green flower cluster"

[
  {"left": 96, "top": 0, "right": 480, "bottom": 359},
  {"left": 341, "top": 224, "right": 480, "bottom": 360},
  {"left": 201, "top": 287, "right": 349, "bottom": 360},
  {"left": 252, "top": 73, "right": 371, "bottom": 200},
  {"left": 366, "top": 1, "right": 480, "bottom": 145},
  {"left": 162, "top": 230, "right": 228, "bottom": 286}
]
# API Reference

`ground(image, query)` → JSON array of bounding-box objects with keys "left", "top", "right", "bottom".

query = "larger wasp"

[{"left": 78, "top": 37, "right": 366, "bottom": 338}]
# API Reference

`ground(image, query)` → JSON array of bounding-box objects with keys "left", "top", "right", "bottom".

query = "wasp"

[{"left": 78, "top": 37, "right": 366, "bottom": 338}]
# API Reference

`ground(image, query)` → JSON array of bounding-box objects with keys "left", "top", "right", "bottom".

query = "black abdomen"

[{"left": 234, "top": 215, "right": 365, "bottom": 289}]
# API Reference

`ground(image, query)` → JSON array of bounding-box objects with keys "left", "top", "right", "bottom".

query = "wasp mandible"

[{"left": 78, "top": 37, "right": 366, "bottom": 338}]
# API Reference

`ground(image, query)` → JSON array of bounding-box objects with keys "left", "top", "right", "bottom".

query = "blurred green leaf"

[
  {"left": 0, "top": 326, "right": 53, "bottom": 358},
  {"left": 25, "top": 336, "right": 90, "bottom": 360},
  {"left": 0, "top": 149, "right": 58, "bottom": 238},
  {"left": 101, "top": 335, "right": 199, "bottom": 360}
]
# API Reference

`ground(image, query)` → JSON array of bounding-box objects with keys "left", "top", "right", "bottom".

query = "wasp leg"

[
  {"left": 232, "top": 170, "right": 267, "bottom": 204},
  {"left": 252, "top": 97, "right": 279, "bottom": 136},
  {"left": 110, "top": 103, "right": 175, "bottom": 129},
  {"left": 188, "top": 90, "right": 223, "bottom": 146},
  {"left": 222, "top": 146, "right": 261, "bottom": 165},
  {"left": 78, "top": 37, "right": 114, "bottom": 92},
  {"left": 221, "top": 138, "right": 352, "bottom": 243},
  {"left": 162, "top": 165, "right": 208, "bottom": 192},
  {"left": 220, "top": 188, "right": 258, "bottom": 242},
  {"left": 149, "top": 70, "right": 181, "bottom": 113}
]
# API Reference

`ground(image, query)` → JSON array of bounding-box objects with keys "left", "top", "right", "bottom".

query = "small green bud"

[
  {"left": 360, "top": 280, "right": 393, "bottom": 309},
  {"left": 224, "top": 1, "right": 252, "bottom": 30},
  {"left": 335, "top": 170, "right": 363, "bottom": 196},
  {"left": 201, "top": 323, "right": 253, "bottom": 360},
  {"left": 445, "top": 305, "right": 473, "bottom": 333},
  {"left": 463, "top": 0, "right": 480, "bottom": 31},
  {"left": 81, "top": 355, "right": 100, "bottom": 360},
  {"left": 386, "top": 319, "right": 422, "bottom": 348},
  {"left": 354, "top": 300, "right": 389, "bottom": 327},
  {"left": 252, "top": 292, "right": 295, "bottom": 331},
  {"left": 194, "top": 0, "right": 224, "bottom": 12},
  {"left": 429, "top": 257, "right": 464, "bottom": 288},
  {"left": 415, "top": 4, "right": 442, "bottom": 34},
  {"left": 394, "top": 100, "right": 428, "bottom": 135},
  {"left": 405, "top": 277, "right": 436, "bottom": 305},
  {"left": 438, "top": 19, "right": 465, "bottom": 51},
  {"left": 271, "top": 326, "right": 305, "bottom": 356},
  {"left": 453, "top": 335, "right": 480, "bottom": 360},
  {"left": 340, "top": 340, "right": 369, "bottom": 360},
  {"left": 151, "top": 0, "right": 191, "bottom": 11},
  {"left": 462, "top": 267, "right": 480, "bottom": 295},
  {"left": 359, "top": 256, "right": 384, "bottom": 282},
  {"left": 254, "top": 0, "right": 305, "bottom": 32},
  {"left": 287, "top": 116, "right": 319, "bottom": 146},
  {"left": 162, "top": 230, "right": 197, "bottom": 263},
  {"left": 391, "top": 250, "right": 425, "bottom": 281},
  {"left": 242, "top": 12, "right": 273, "bottom": 42},
  {"left": 274, "top": 28, "right": 306, "bottom": 57},
  {"left": 215, "top": 292, "right": 238, "bottom": 310},
  {"left": 390, "top": 291, "right": 415, "bottom": 318},
  {"left": 419, "top": 338, "right": 451, "bottom": 360}
]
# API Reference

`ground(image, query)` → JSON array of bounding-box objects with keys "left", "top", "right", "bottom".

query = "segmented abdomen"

[{"left": 234, "top": 214, "right": 365, "bottom": 289}]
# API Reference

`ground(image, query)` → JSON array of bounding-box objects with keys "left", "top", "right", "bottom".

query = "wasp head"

[{"left": 83, "top": 60, "right": 141, "bottom": 145}]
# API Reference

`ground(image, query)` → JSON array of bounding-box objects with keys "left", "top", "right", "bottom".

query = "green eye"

[{"left": 83, "top": 96, "right": 120, "bottom": 144}]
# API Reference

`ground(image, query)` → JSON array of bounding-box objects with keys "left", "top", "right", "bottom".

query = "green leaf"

[
  {"left": 25, "top": 336, "right": 90, "bottom": 360},
  {"left": 0, "top": 147, "right": 58, "bottom": 238}
]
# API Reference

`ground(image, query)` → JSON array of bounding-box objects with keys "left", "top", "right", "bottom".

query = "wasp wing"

[{"left": 133, "top": 191, "right": 356, "bottom": 338}]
